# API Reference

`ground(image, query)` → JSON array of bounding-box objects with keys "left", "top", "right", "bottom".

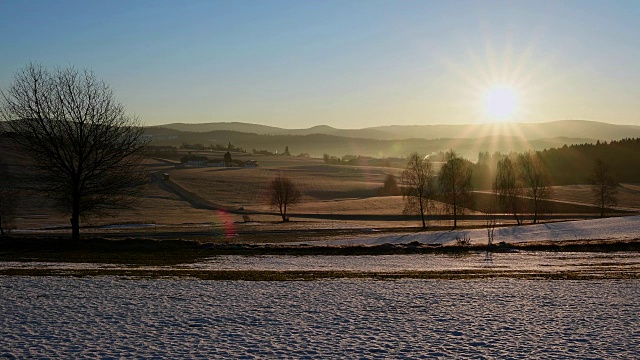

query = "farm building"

[
  {"left": 180, "top": 155, "right": 208, "bottom": 166},
  {"left": 207, "top": 160, "right": 226, "bottom": 167}
]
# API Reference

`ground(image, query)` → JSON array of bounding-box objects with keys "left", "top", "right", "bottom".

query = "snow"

[
  {"left": 320, "top": 215, "right": 640, "bottom": 246},
  {"left": 2, "top": 216, "right": 639, "bottom": 357},
  {"left": 177, "top": 252, "right": 640, "bottom": 273},
  {"left": 3, "top": 252, "right": 639, "bottom": 281},
  {"left": 1, "top": 277, "right": 638, "bottom": 358}
]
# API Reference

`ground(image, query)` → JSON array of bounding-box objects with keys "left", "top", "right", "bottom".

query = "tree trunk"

[
  {"left": 512, "top": 211, "right": 521, "bottom": 225},
  {"left": 70, "top": 215, "right": 80, "bottom": 242},
  {"left": 452, "top": 196, "right": 457, "bottom": 229},
  {"left": 71, "top": 192, "right": 80, "bottom": 242}
]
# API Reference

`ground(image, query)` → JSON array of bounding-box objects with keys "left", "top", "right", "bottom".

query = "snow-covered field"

[
  {"left": 321, "top": 215, "right": 640, "bottom": 246},
  {"left": 1, "top": 216, "right": 638, "bottom": 357},
  {"left": 179, "top": 251, "right": 640, "bottom": 274},
  {"left": 3, "top": 252, "right": 639, "bottom": 276},
  {"left": 1, "top": 277, "right": 638, "bottom": 358}
]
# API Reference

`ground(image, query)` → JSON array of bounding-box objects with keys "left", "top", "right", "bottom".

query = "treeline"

[
  {"left": 323, "top": 154, "right": 405, "bottom": 168},
  {"left": 469, "top": 138, "right": 640, "bottom": 190},
  {"left": 540, "top": 138, "right": 640, "bottom": 185},
  {"left": 181, "top": 142, "right": 247, "bottom": 153},
  {"left": 400, "top": 140, "right": 632, "bottom": 227}
]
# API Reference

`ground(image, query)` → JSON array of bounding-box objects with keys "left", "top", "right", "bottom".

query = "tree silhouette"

[
  {"left": 380, "top": 173, "right": 401, "bottom": 196},
  {"left": 0, "top": 157, "right": 17, "bottom": 236},
  {"left": 267, "top": 175, "right": 301, "bottom": 222},
  {"left": 0, "top": 63, "right": 148, "bottom": 241},
  {"left": 493, "top": 157, "right": 523, "bottom": 225},
  {"left": 517, "top": 152, "right": 552, "bottom": 224},
  {"left": 224, "top": 151, "right": 232, "bottom": 166},
  {"left": 439, "top": 151, "right": 473, "bottom": 228},
  {"left": 401, "top": 153, "right": 435, "bottom": 228},
  {"left": 589, "top": 158, "right": 618, "bottom": 217}
]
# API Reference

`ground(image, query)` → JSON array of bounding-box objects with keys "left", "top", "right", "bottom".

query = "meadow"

[
  {"left": 4, "top": 144, "right": 640, "bottom": 360},
  {"left": 8, "top": 152, "right": 640, "bottom": 238}
]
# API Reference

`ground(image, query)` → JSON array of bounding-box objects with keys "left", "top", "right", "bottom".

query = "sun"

[{"left": 484, "top": 86, "right": 518, "bottom": 121}]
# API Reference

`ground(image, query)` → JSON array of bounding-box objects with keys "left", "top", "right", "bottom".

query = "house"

[
  {"left": 180, "top": 155, "right": 208, "bottom": 166},
  {"left": 207, "top": 160, "right": 226, "bottom": 167},
  {"left": 145, "top": 145, "right": 177, "bottom": 152},
  {"left": 244, "top": 160, "right": 258, "bottom": 168}
]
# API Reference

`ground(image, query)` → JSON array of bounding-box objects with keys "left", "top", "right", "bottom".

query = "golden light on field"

[{"left": 483, "top": 86, "right": 518, "bottom": 121}]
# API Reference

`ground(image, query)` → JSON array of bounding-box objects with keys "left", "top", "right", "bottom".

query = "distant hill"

[
  {"left": 144, "top": 126, "right": 595, "bottom": 160},
  {"left": 153, "top": 122, "right": 391, "bottom": 139},
  {"left": 151, "top": 120, "right": 640, "bottom": 142},
  {"left": 370, "top": 120, "right": 640, "bottom": 141},
  {"left": 155, "top": 122, "right": 285, "bottom": 135}
]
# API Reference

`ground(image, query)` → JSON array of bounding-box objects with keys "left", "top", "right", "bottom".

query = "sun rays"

[
  {"left": 430, "top": 33, "right": 565, "bottom": 155},
  {"left": 435, "top": 31, "right": 551, "bottom": 129},
  {"left": 484, "top": 85, "right": 518, "bottom": 121}
]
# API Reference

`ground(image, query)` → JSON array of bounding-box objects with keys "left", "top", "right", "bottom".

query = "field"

[
  {"left": 1, "top": 277, "right": 638, "bottom": 358},
  {"left": 163, "top": 153, "right": 640, "bottom": 217},
  {"left": 164, "top": 154, "right": 398, "bottom": 208},
  {"left": 4, "top": 154, "right": 640, "bottom": 359},
  {"left": 6, "top": 153, "right": 640, "bottom": 239},
  {"left": 550, "top": 183, "right": 640, "bottom": 211}
]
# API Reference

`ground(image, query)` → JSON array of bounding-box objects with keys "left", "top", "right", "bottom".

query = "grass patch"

[
  {"left": 1, "top": 237, "right": 639, "bottom": 266},
  {"left": 1, "top": 268, "right": 638, "bottom": 280}
]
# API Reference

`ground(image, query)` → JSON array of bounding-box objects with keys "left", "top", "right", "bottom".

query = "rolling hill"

[
  {"left": 144, "top": 127, "right": 594, "bottom": 159},
  {"left": 151, "top": 120, "right": 640, "bottom": 142}
]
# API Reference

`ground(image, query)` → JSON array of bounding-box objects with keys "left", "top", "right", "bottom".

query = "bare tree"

[
  {"left": 484, "top": 190, "right": 498, "bottom": 247},
  {"left": 267, "top": 174, "right": 302, "bottom": 221},
  {"left": 0, "top": 64, "right": 148, "bottom": 242},
  {"left": 493, "top": 157, "right": 523, "bottom": 225},
  {"left": 0, "top": 157, "right": 18, "bottom": 236},
  {"left": 589, "top": 158, "right": 618, "bottom": 217},
  {"left": 517, "top": 152, "right": 552, "bottom": 224},
  {"left": 401, "top": 153, "right": 435, "bottom": 228},
  {"left": 438, "top": 151, "right": 473, "bottom": 228}
]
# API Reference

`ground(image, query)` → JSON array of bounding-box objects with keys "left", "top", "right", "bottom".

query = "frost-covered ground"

[
  {"left": 179, "top": 252, "right": 640, "bottom": 274},
  {"left": 2, "top": 252, "right": 639, "bottom": 276},
  {"left": 1, "top": 277, "right": 638, "bottom": 358},
  {"left": 320, "top": 215, "right": 640, "bottom": 246}
]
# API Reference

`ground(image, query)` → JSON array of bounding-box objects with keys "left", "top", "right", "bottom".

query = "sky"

[{"left": 1, "top": 0, "right": 639, "bottom": 128}]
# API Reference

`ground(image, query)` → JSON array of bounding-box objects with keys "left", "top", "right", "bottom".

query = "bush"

[
  {"left": 455, "top": 234, "right": 471, "bottom": 246},
  {"left": 379, "top": 174, "right": 401, "bottom": 196}
]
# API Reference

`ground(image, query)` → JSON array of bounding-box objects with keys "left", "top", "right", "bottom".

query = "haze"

[{"left": 1, "top": 0, "right": 639, "bottom": 128}]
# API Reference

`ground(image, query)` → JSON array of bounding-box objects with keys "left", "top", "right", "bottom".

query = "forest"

[{"left": 470, "top": 138, "right": 640, "bottom": 190}]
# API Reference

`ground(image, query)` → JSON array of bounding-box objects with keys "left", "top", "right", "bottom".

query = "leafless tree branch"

[
  {"left": 267, "top": 174, "right": 301, "bottom": 222},
  {"left": 0, "top": 63, "right": 149, "bottom": 241}
]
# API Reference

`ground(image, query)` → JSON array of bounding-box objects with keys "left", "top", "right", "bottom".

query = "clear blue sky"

[{"left": 1, "top": 0, "right": 639, "bottom": 128}]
